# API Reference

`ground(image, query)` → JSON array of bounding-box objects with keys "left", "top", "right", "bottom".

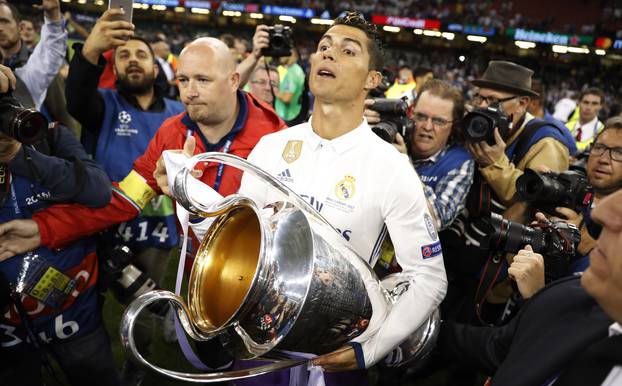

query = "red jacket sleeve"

[
  {"left": 33, "top": 119, "right": 176, "bottom": 249},
  {"left": 33, "top": 183, "right": 140, "bottom": 249}
]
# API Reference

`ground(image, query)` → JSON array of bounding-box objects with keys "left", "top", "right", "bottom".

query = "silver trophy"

[{"left": 120, "top": 152, "right": 440, "bottom": 383}]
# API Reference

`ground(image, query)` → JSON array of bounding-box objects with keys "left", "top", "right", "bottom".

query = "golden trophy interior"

[{"left": 189, "top": 206, "right": 261, "bottom": 331}]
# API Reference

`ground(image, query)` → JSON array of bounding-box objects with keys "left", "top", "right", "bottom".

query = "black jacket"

[{"left": 440, "top": 277, "right": 615, "bottom": 386}]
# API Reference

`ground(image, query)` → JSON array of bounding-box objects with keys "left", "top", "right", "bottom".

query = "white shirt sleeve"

[
  {"left": 352, "top": 154, "right": 448, "bottom": 368},
  {"left": 14, "top": 16, "right": 67, "bottom": 110}
]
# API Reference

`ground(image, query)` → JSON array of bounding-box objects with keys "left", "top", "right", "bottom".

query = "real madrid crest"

[
  {"left": 282, "top": 140, "right": 303, "bottom": 164},
  {"left": 335, "top": 175, "right": 356, "bottom": 200}
]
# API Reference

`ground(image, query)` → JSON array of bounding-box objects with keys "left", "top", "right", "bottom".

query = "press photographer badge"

[
  {"left": 15, "top": 252, "right": 75, "bottom": 309},
  {"left": 281, "top": 140, "right": 302, "bottom": 164}
]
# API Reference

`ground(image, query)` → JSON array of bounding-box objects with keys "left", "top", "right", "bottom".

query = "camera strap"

[
  {"left": 8, "top": 288, "right": 63, "bottom": 385},
  {"left": 0, "top": 164, "right": 10, "bottom": 207},
  {"left": 474, "top": 249, "right": 506, "bottom": 326}
]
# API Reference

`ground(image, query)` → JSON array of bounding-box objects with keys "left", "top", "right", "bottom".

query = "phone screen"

[{"left": 108, "top": 0, "right": 133, "bottom": 23}]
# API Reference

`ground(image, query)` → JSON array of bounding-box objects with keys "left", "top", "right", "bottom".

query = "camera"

[
  {"left": 481, "top": 213, "right": 581, "bottom": 281},
  {"left": 0, "top": 91, "right": 48, "bottom": 145},
  {"left": 99, "top": 244, "right": 168, "bottom": 316},
  {"left": 369, "top": 98, "right": 414, "bottom": 144},
  {"left": 261, "top": 25, "right": 293, "bottom": 57},
  {"left": 462, "top": 105, "right": 510, "bottom": 144},
  {"left": 516, "top": 168, "right": 593, "bottom": 214}
]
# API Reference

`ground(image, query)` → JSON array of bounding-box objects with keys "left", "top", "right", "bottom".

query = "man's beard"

[
  {"left": 0, "top": 34, "right": 19, "bottom": 51},
  {"left": 118, "top": 71, "right": 155, "bottom": 95}
]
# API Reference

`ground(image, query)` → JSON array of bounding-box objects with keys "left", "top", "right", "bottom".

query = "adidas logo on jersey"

[{"left": 277, "top": 168, "right": 294, "bottom": 183}]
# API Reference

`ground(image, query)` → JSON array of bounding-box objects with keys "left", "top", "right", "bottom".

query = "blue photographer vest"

[
  {"left": 98, "top": 90, "right": 185, "bottom": 249},
  {"left": 415, "top": 144, "right": 472, "bottom": 190},
  {"left": 506, "top": 118, "right": 577, "bottom": 162},
  {"left": 0, "top": 172, "right": 101, "bottom": 350}
]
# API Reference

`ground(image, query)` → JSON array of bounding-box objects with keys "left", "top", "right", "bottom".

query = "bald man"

[
  {"left": 0, "top": 36, "right": 286, "bottom": 368},
  {"left": 2, "top": 36, "right": 285, "bottom": 245}
]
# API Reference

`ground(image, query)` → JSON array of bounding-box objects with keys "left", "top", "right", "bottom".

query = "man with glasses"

[
  {"left": 408, "top": 79, "right": 474, "bottom": 230},
  {"left": 248, "top": 65, "right": 280, "bottom": 105},
  {"left": 441, "top": 61, "right": 577, "bottom": 326},
  {"left": 365, "top": 79, "right": 472, "bottom": 230}
]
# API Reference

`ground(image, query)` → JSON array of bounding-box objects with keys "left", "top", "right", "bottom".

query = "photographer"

[
  {"left": 275, "top": 48, "right": 306, "bottom": 125},
  {"left": 439, "top": 189, "right": 622, "bottom": 386},
  {"left": 507, "top": 116, "right": 622, "bottom": 298},
  {"left": 0, "top": 65, "right": 117, "bottom": 385},
  {"left": 0, "top": 0, "right": 66, "bottom": 110},
  {"left": 248, "top": 65, "right": 280, "bottom": 106},
  {"left": 439, "top": 61, "right": 578, "bottom": 323},
  {"left": 365, "top": 79, "right": 473, "bottom": 230}
]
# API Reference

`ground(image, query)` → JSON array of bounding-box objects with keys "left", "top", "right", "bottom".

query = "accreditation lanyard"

[
  {"left": 212, "top": 138, "right": 233, "bottom": 193},
  {"left": 187, "top": 129, "right": 234, "bottom": 193}
]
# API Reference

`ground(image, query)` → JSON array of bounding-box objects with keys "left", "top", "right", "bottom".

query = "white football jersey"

[{"left": 237, "top": 119, "right": 447, "bottom": 367}]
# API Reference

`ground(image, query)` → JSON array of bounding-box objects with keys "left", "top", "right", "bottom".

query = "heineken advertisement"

[{"left": 506, "top": 28, "right": 593, "bottom": 46}]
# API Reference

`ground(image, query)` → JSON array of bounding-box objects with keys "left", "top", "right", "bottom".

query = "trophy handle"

[
  {"left": 120, "top": 290, "right": 308, "bottom": 383},
  {"left": 172, "top": 152, "right": 335, "bottom": 231}
]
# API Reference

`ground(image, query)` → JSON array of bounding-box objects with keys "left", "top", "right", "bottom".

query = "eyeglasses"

[
  {"left": 413, "top": 112, "right": 453, "bottom": 127},
  {"left": 250, "top": 79, "right": 278, "bottom": 87},
  {"left": 472, "top": 94, "right": 517, "bottom": 106},
  {"left": 591, "top": 143, "right": 622, "bottom": 162}
]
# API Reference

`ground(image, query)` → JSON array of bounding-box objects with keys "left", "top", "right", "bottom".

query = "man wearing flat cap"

[{"left": 440, "top": 60, "right": 578, "bottom": 326}]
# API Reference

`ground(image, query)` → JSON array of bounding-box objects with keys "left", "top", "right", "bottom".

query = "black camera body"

[
  {"left": 369, "top": 98, "right": 414, "bottom": 144},
  {"left": 482, "top": 213, "right": 581, "bottom": 281},
  {"left": 516, "top": 168, "right": 593, "bottom": 214},
  {"left": 0, "top": 92, "right": 48, "bottom": 145},
  {"left": 462, "top": 106, "right": 510, "bottom": 145},
  {"left": 261, "top": 25, "right": 293, "bottom": 57},
  {"left": 99, "top": 244, "right": 167, "bottom": 316}
]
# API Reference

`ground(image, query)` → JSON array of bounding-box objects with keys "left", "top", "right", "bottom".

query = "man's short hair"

[
  {"left": 219, "top": 33, "right": 236, "bottom": 49},
  {"left": 596, "top": 116, "right": 622, "bottom": 142},
  {"left": 417, "top": 78, "right": 465, "bottom": 136},
  {"left": 413, "top": 66, "right": 433, "bottom": 79},
  {"left": 580, "top": 87, "right": 605, "bottom": 104},
  {"left": 1, "top": 2, "right": 21, "bottom": 23},
  {"left": 332, "top": 11, "right": 384, "bottom": 71},
  {"left": 115, "top": 36, "right": 156, "bottom": 62}
]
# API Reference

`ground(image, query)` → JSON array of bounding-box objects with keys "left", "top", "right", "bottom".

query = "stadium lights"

[
  {"left": 515, "top": 40, "right": 536, "bottom": 49},
  {"left": 459, "top": 55, "right": 466, "bottom": 62},
  {"left": 552, "top": 45, "right": 589, "bottom": 54},
  {"left": 190, "top": 7, "right": 209, "bottom": 14},
  {"left": 279, "top": 15, "right": 296, "bottom": 23},
  {"left": 174, "top": 6, "right": 185, "bottom": 12},
  {"left": 223, "top": 10, "right": 242, "bottom": 17},
  {"left": 77, "top": 0, "right": 86, "bottom": 3},
  {"left": 595, "top": 49, "right": 606, "bottom": 56},
  {"left": 567, "top": 46, "right": 590, "bottom": 54},
  {"left": 311, "top": 18, "right": 334, "bottom": 25},
  {"left": 413, "top": 29, "right": 423, "bottom": 35},
  {"left": 141, "top": 3, "right": 149, "bottom": 9},
  {"left": 61, "top": 0, "right": 70, "bottom": 3},
  {"left": 466, "top": 35, "right": 487, "bottom": 43},
  {"left": 132, "top": 2, "right": 142, "bottom": 8},
  {"left": 152, "top": 4, "right": 166, "bottom": 11},
  {"left": 94, "top": 0, "right": 104, "bottom": 5},
  {"left": 423, "top": 30, "right": 441, "bottom": 37},
  {"left": 441, "top": 32, "right": 455, "bottom": 40},
  {"left": 383, "top": 26, "right": 400, "bottom": 33},
  {"left": 249, "top": 13, "right": 264, "bottom": 19}
]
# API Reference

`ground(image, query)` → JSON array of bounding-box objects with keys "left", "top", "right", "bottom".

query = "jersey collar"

[
  {"left": 181, "top": 90, "right": 249, "bottom": 151},
  {"left": 304, "top": 117, "right": 371, "bottom": 155}
]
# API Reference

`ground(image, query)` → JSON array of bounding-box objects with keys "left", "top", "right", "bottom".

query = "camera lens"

[
  {"left": 516, "top": 169, "right": 568, "bottom": 207},
  {"left": 271, "top": 34, "right": 285, "bottom": 49},
  {"left": 372, "top": 122, "right": 398, "bottom": 143},
  {"left": 465, "top": 115, "right": 491, "bottom": 142},
  {"left": 12, "top": 109, "right": 48, "bottom": 145}
]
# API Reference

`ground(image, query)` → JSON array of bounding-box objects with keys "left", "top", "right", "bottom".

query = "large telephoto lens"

[{"left": 516, "top": 169, "right": 567, "bottom": 204}]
